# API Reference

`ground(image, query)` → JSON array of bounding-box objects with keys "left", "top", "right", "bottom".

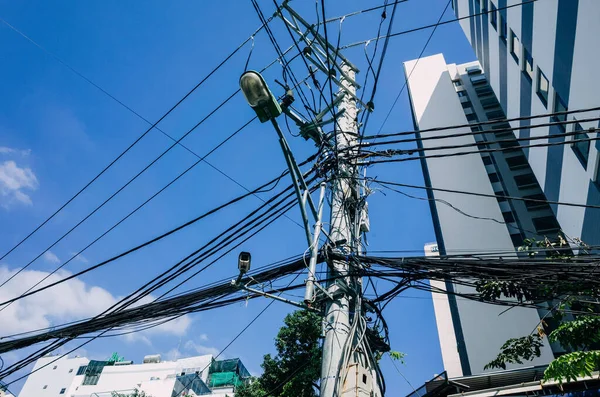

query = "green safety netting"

[
  {"left": 208, "top": 359, "right": 251, "bottom": 388},
  {"left": 209, "top": 358, "right": 251, "bottom": 378},
  {"left": 208, "top": 371, "right": 244, "bottom": 388}
]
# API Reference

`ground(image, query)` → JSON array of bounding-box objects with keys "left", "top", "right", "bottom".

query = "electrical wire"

[
  {"left": 363, "top": 105, "right": 600, "bottom": 141},
  {"left": 360, "top": 134, "right": 600, "bottom": 165},
  {"left": 0, "top": 160, "right": 314, "bottom": 308},
  {"left": 341, "top": 0, "right": 537, "bottom": 50},
  {"left": 358, "top": 0, "right": 401, "bottom": 139},
  {"left": 357, "top": 115, "right": 600, "bottom": 150},
  {"left": 372, "top": 0, "right": 452, "bottom": 138},
  {"left": 366, "top": 178, "right": 600, "bottom": 211},
  {"left": 0, "top": 166, "right": 320, "bottom": 379},
  {"left": 0, "top": 14, "right": 274, "bottom": 265}
]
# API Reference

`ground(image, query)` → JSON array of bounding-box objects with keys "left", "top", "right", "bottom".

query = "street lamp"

[{"left": 239, "top": 71, "right": 282, "bottom": 123}]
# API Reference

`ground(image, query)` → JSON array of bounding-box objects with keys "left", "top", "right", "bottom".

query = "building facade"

[
  {"left": 405, "top": 53, "right": 559, "bottom": 377},
  {"left": 453, "top": 0, "right": 600, "bottom": 245},
  {"left": 17, "top": 353, "right": 249, "bottom": 397}
]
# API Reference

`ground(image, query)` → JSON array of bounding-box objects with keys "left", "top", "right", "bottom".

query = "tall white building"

[
  {"left": 17, "top": 353, "right": 249, "bottom": 397},
  {"left": 405, "top": 54, "right": 559, "bottom": 377},
  {"left": 454, "top": 0, "right": 600, "bottom": 245}
]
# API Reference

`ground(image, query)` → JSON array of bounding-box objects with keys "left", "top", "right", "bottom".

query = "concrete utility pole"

[
  {"left": 321, "top": 65, "right": 378, "bottom": 397},
  {"left": 243, "top": 5, "right": 381, "bottom": 395}
]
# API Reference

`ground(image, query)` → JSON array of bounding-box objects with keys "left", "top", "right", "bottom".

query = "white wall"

[
  {"left": 18, "top": 355, "right": 89, "bottom": 397},
  {"left": 405, "top": 54, "right": 554, "bottom": 377},
  {"left": 72, "top": 355, "right": 213, "bottom": 397},
  {"left": 457, "top": 0, "right": 600, "bottom": 244},
  {"left": 555, "top": 0, "right": 600, "bottom": 240}
]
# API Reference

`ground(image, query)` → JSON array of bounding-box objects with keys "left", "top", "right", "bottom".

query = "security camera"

[{"left": 238, "top": 251, "right": 251, "bottom": 275}]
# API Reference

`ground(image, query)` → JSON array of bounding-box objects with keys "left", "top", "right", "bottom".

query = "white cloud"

[
  {"left": 0, "top": 147, "right": 30, "bottom": 156},
  {"left": 0, "top": 265, "right": 191, "bottom": 340},
  {"left": 0, "top": 160, "right": 38, "bottom": 207},
  {"left": 184, "top": 340, "right": 219, "bottom": 357},
  {"left": 69, "top": 252, "right": 89, "bottom": 264},
  {"left": 42, "top": 251, "right": 60, "bottom": 264}
]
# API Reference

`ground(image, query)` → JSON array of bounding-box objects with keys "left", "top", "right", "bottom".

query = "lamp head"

[{"left": 239, "top": 71, "right": 282, "bottom": 122}]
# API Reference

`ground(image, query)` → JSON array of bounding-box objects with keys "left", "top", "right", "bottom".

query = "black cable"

[
  {"left": 364, "top": 105, "right": 600, "bottom": 141},
  {"left": 252, "top": 0, "right": 319, "bottom": 121},
  {"left": 374, "top": 181, "right": 543, "bottom": 238},
  {"left": 0, "top": 87, "right": 243, "bottom": 290},
  {"left": 358, "top": 114, "right": 600, "bottom": 150},
  {"left": 0, "top": 154, "right": 319, "bottom": 378},
  {"left": 0, "top": 161, "right": 313, "bottom": 308},
  {"left": 0, "top": 117, "right": 255, "bottom": 314},
  {"left": 0, "top": 176, "right": 318, "bottom": 377},
  {"left": 367, "top": 178, "right": 600, "bottom": 210},
  {"left": 372, "top": 0, "right": 451, "bottom": 137},
  {"left": 358, "top": 0, "right": 400, "bottom": 138},
  {"left": 361, "top": 134, "right": 600, "bottom": 165},
  {"left": 0, "top": 25, "right": 316, "bottom": 292},
  {"left": 342, "top": 0, "right": 537, "bottom": 50},
  {"left": 0, "top": 16, "right": 269, "bottom": 265}
]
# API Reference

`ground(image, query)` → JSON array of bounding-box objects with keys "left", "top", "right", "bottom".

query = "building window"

[
  {"left": 532, "top": 216, "right": 560, "bottom": 233},
  {"left": 510, "top": 30, "right": 520, "bottom": 63},
  {"left": 524, "top": 193, "right": 550, "bottom": 211},
  {"left": 536, "top": 68, "right": 549, "bottom": 107},
  {"left": 461, "top": 101, "right": 473, "bottom": 109},
  {"left": 502, "top": 211, "right": 515, "bottom": 223},
  {"left": 499, "top": 139, "right": 519, "bottom": 150},
  {"left": 482, "top": 156, "right": 493, "bottom": 165},
  {"left": 506, "top": 155, "right": 528, "bottom": 170},
  {"left": 553, "top": 92, "right": 568, "bottom": 130},
  {"left": 499, "top": 14, "right": 508, "bottom": 42},
  {"left": 454, "top": 80, "right": 463, "bottom": 87},
  {"left": 76, "top": 365, "right": 88, "bottom": 376},
  {"left": 490, "top": 2, "right": 498, "bottom": 29},
  {"left": 457, "top": 90, "right": 468, "bottom": 98},
  {"left": 523, "top": 47, "right": 533, "bottom": 81},
  {"left": 495, "top": 190, "right": 507, "bottom": 201},
  {"left": 466, "top": 113, "right": 479, "bottom": 123},
  {"left": 60, "top": 388, "right": 66, "bottom": 394},
  {"left": 470, "top": 74, "right": 487, "bottom": 85},
  {"left": 571, "top": 122, "right": 590, "bottom": 169},
  {"left": 510, "top": 233, "right": 524, "bottom": 247},
  {"left": 486, "top": 109, "right": 505, "bottom": 120},
  {"left": 43, "top": 385, "right": 48, "bottom": 390},
  {"left": 466, "top": 65, "right": 482, "bottom": 75},
  {"left": 489, "top": 172, "right": 500, "bottom": 183},
  {"left": 514, "top": 173, "right": 537, "bottom": 189},
  {"left": 471, "top": 126, "right": 482, "bottom": 132}
]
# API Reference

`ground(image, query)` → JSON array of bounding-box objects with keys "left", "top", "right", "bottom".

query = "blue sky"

[{"left": 0, "top": 0, "right": 477, "bottom": 394}]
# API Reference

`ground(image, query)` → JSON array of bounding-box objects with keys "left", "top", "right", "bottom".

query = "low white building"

[{"left": 18, "top": 353, "right": 249, "bottom": 397}]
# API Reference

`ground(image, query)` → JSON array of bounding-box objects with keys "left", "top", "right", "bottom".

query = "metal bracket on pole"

[
  {"left": 231, "top": 279, "right": 320, "bottom": 313},
  {"left": 304, "top": 183, "right": 332, "bottom": 303},
  {"left": 271, "top": 118, "right": 320, "bottom": 247},
  {"left": 280, "top": 3, "right": 359, "bottom": 73}
]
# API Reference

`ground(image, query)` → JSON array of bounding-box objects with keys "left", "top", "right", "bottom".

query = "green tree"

[
  {"left": 482, "top": 236, "right": 600, "bottom": 383},
  {"left": 236, "top": 310, "right": 322, "bottom": 397}
]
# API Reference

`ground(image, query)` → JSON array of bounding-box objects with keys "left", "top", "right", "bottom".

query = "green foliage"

[
  {"left": 548, "top": 316, "right": 600, "bottom": 350},
  {"left": 389, "top": 351, "right": 406, "bottom": 364},
  {"left": 484, "top": 236, "right": 600, "bottom": 383},
  {"left": 543, "top": 351, "right": 600, "bottom": 383},
  {"left": 235, "top": 310, "right": 322, "bottom": 397},
  {"left": 484, "top": 335, "right": 544, "bottom": 370}
]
